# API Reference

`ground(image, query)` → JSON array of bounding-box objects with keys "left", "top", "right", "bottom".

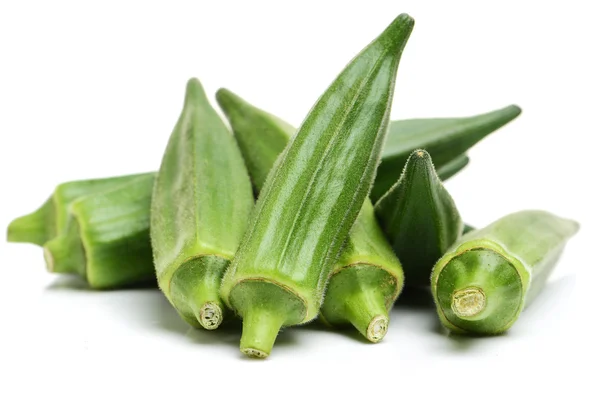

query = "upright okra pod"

[
  {"left": 375, "top": 149, "right": 462, "bottom": 287},
  {"left": 151, "top": 78, "right": 253, "bottom": 330},
  {"left": 7, "top": 173, "right": 147, "bottom": 246},
  {"left": 217, "top": 90, "right": 403, "bottom": 343},
  {"left": 43, "top": 174, "right": 156, "bottom": 289},
  {"left": 220, "top": 14, "right": 414, "bottom": 358},
  {"left": 431, "top": 210, "right": 578, "bottom": 335},
  {"left": 371, "top": 105, "right": 522, "bottom": 200}
]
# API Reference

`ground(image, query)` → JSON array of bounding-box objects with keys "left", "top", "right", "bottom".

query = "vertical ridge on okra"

[
  {"left": 151, "top": 78, "right": 253, "bottom": 330},
  {"left": 217, "top": 89, "right": 404, "bottom": 343},
  {"left": 431, "top": 210, "right": 578, "bottom": 334},
  {"left": 371, "top": 105, "right": 521, "bottom": 200},
  {"left": 375, "top": 149, "right": 462, "bottom": 287},
  {"left": 220, "top": 14, "right": 414, "bottom": 357}
]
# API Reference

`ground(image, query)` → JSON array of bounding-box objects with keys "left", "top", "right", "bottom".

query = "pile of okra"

[{"left": 7, "top": 14, "right": 578, "bottom": 358}]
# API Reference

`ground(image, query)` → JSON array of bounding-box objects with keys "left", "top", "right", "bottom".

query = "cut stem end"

[
  {"left": 239, "top": 307, "right": 286, "bottom": 359},
  {"left": 451, "top": 287, "right": 486, "bottom": 318},
  {"left": 198, "top": 302, "right": 223, "bottom": 330},
  {"left": 241, "top": 348, "right": 269, "bottom": 359},
  {"left": 366, "top": 315, "right": 389, "bottom": 343}
]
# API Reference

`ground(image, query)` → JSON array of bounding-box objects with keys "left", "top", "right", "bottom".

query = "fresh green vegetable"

[
  {"left": 431, "top": 210, "right": 578, "bottom": 334},
  {"left": 151, "top": 78, "right": 253, "bottom": 330},
  {"left": 220, "top": 14, "right": 414, "bottom": 358},
  {"left": 436, "top": 154, "right": 469, "bottom": 182},
  {"left": 319, "top": 200, "right": 403, "bottom": 342},
  {"left": 371, "top": 105, "right": 522, "bottom": 200},
  {"left": 217, "top": 89, "right": 403, "bottom": 343},
  {"left": 43, "top": 174, "right": 156, "bottom": 289},
  {"left": 375, "top": 149, "right": 462, "bottom": 287},
  {"left": 7, "top": 173, "right": 148, "bottom": 246}
]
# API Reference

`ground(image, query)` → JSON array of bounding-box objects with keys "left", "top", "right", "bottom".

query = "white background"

[{"left": 0, "top": 1, "right": 595, "bottom": 399}]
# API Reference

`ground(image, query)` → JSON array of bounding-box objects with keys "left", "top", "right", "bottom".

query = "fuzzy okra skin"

[
  {"left": 375, "top": 149, "right": 463, "bottom": 287},
  {"left": 7, "top": 173, "right": 148, "bottom": 246},
  {"left": 371, "top": 105, "right": 522, "bottom": 200},
  {"left": 217, "top": 89, "right": 404, "bottom": 343},
  {"left": 431, "top": 210, "right": 579, "bottom": 335},
  {"left": 151, "top": 78, "right": 253, "bottom": 330},
  {"left": 219, "top": 14, "right": 414, "bottom": 358},
  {"left": 43, "top": 174, "right": 156, "bottom": 289}
]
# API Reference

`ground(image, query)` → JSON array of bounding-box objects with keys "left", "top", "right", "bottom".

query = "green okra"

[
  {"left": 431, "top": 210, "right": 578, "bottom": 335},
  {"left": 43, "top": 174, "right": 156, "bottom": 289},
  {"left": 375, "top": 149, "right": 462, "bottom": 287},
  {"left": 217, "top": 90, "right": 403, "bottom": 343},
  {"left": 219, "top": 14, "right": 414, "bottom": 358},
  {"left": 370, "top": 105, "right": 522, "bottom": 200},
  {"left": 436, "top": 154, "right": 469, "bottom": 182},
  {"left": 7, "top": 173, "right": 148, "bottom": 246},
  {"left": 151, "top": 78, "right": 254, "bottom": 330}
]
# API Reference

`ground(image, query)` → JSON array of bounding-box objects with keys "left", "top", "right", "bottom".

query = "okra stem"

[
  {"left": 340, "top": 284, "right": 389, "bottom": 342},
  {"left": 7, "top": 197, "right": 55, "bottom": 246},
  {"left": 169, "top": 255, "right": 229, "bottom": 329},
  {"left": 43, "top": 233, "right": 85, "bottom": 276}
]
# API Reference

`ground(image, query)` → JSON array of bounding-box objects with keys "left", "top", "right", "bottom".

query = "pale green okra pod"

[{"left": 151, "top": 78, "right": 254, "bottom": 330}]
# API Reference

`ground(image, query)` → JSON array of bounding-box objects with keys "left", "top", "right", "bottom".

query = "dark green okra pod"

[
  {"left": 151, "top": 78, "right": 253, "bottom": 330},
  {"left": 375, "top": 149, "right": 462, "bottom": 287},
  {"left": 217, "top": 89, "right": 403, "bottom": 343},
  {"left": 431, "top": 210, "right": 578, "bottom": 335},
  {"left": 371, "top": 105, "right": 522, "bottom": 200},
  {"left": 220, "top": 14, "right": 414, "bottom": 358},
  {"left": 7, "top": 173, "right": 148, "bottom": 246},
  {"left": 43, "top": 174, "right": 156, "bottom": 289}
]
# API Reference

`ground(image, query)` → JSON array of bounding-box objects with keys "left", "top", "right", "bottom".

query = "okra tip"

[{"left": 379, "top": 13, "right": 415, "bottom": 51}]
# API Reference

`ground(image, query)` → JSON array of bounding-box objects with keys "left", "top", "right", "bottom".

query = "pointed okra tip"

[
  {"left": 377, "top": 13, "right": 415, "bottom": 50},
  {"left": 406, "top": 148, "right": 437, "bottom": 174},
  {"left": 184, "top": 77, "right": 208, "bottom": 105},
  {"left": 215, "top": 87, "right": 246, "bottom": 117}
]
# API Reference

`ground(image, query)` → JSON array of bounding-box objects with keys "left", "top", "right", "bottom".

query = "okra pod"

[
  {"left": 217, "top": 90, "right": 403, "bottom": 343},
  {"left": 7, "top": 173, "right": 147, "bottom": 246},
  {"left": 431, "top": 210, "right": 578, "bottom": 335},
  {"left": 375, "top": 149, "right": 462, "bottom": 287},
  {"left": 436, "top": 154, "right": 469, "bottom": 182},
  {"left": 151, "top": 78, "right": 253, "bottom": 330},
  {"left": 220, "top": 14, "right": 414, "bottom": 357},
  {"left": 371, "top": 105, "right": 522, "bottom": 200},
  {"left": 43, "top": 174, "right": 156, "bottom": 289}
]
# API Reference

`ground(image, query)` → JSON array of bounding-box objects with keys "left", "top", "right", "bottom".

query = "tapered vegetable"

[
  {"left": 431, "top": 210, "right": 578, "bottom": 334},
  {"left": 371, "top": 105, "right": 522, "bottom": 200},
  {"left": 375, "top": 149, "right": 462, "bottom": 287},
  {"left": 436, "top": 154, "right": 469, "bottom": 182},
  {"left": 151, "top": 78, "right": 253, "bottom": 330},
  {"left": 43, "top": 174, "right": 156, "bottom": 289},
  {"left": 217, "top": 89, "right": 403, "bottom": 343},
  {"left": 220, "top": 14, "right": 414, "bottom": 358},
  {"left": 7, "top": 173, "right": 148, "bottom": 246}
]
